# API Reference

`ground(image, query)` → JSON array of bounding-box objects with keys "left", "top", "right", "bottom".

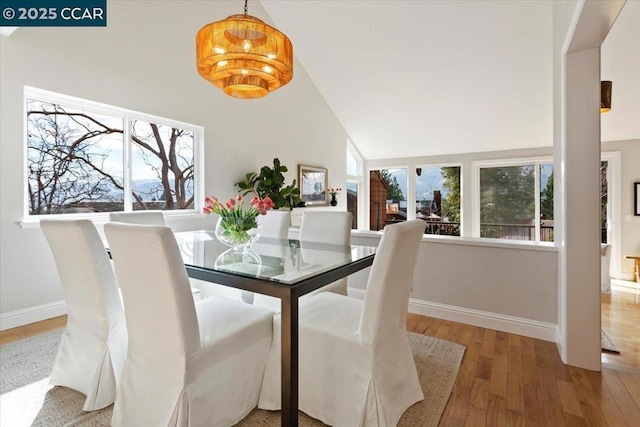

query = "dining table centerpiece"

[{"left": 203, "top": 194, "right": 274, "bottom": 251}]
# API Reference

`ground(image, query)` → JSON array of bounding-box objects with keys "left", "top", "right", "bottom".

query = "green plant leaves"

[{"left": 234, "top": 158, "right": 301, "bottom": 209}]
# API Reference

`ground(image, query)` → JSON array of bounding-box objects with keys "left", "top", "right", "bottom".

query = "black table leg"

[{"left": 281, "top": 292, "right": 299, "bottom": 426}]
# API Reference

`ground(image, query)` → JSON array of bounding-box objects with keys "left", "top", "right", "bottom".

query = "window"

[
  {"left": 346, "top": 141, "right": 363, "bottom": 229},
  {"left": 539, "top": 163, "right": 554, "bottom": 242},
  {"left": 25, "top": 88, "right": 202, "bottom": 217},
  {"left": 369, "top": 168, "right": 407, "bottom": 231},
  {"left": 415, "top": 166, "right": 461, "bottom": 236},
  {"left": 476, "top": 159, "right": 553, "bottom": 242}
]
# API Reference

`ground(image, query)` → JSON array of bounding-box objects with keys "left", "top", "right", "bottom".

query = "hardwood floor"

[
  {"left": 0, "top": 315, "right": 66, "bottom": 346},
  {"left": 601, "top": 284, "right": 640, "bottom": 372},
  {"left": 405, "top": 313, "right": 640, "bottom": 426},
  {"left": 1, "top": 313, "right": 639, "bottom": 425}
]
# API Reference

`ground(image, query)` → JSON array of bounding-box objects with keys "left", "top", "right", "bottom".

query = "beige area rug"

[
  {"left": 1, "top": 329, "right": 465, "bottom": 427},
  {"left": 601, "top": 329, "right": 620, "bottom": 354}
]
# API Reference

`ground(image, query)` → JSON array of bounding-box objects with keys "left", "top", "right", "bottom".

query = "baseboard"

[
  {"left": 612, "top": 278, "right": 639, "bottom": 290},
  {"left": 347, "top": 288, "right": 557, "bottom": 342},
  {"left": 0, "top": 300, "right": 67, "bottom": 331}
]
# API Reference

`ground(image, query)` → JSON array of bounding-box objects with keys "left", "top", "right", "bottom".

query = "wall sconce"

[{"left": 601, "top": 81, "right": 612, "bottom": 113}]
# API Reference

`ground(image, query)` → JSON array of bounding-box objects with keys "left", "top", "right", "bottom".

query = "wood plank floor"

[
  {"left": 405, "top": 313, "right": 640, "bottom": 426},
  {"left": 1, "top": 313, "right": 639, "bottom": 425},
  {"left": 601, "top": 284, "right": 640, "bottom": 372}
]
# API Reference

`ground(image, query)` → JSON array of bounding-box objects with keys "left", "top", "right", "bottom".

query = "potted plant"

[{"left": 235, "top": 158, "right": 302, "bottom": 209}]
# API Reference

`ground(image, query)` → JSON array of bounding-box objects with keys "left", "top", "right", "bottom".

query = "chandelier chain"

[{"left": 244, "top": 0, "right": 248, "bottom": 15}]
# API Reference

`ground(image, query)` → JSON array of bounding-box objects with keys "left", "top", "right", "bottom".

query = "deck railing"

[{"left": 412, "top": 220, "right": 605, "bottom": 243}]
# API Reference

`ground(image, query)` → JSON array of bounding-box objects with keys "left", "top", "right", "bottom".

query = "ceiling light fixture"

[
  {"left": 196, "top": 0, "right": 293, "bottom": 99},
  {"left": 601, "top": 81, "right": 612, "bottom": 113}
]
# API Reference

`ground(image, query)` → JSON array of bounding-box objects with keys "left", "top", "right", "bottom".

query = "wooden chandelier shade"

[
  {"left": 601, "top": 81, "right": 612, "bottom": 113},
  {"left": 196, "top": 13, "right": 293, "bottom": 99}
]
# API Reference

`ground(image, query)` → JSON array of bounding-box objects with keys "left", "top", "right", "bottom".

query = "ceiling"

[{"left": 261, "top": 0, "right": 639, "bottom": 159}]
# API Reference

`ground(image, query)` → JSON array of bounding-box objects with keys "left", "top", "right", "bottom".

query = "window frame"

[
  {"left": 472, "top": 157, "right": 552, "bottom": 242},
  {"left": 23, "top": 86, "right": 204, "bottom": 223},
  {"left": 346, "top": 139, "right": 365, "bottom": 229},
  {"left": 366, "top": 164, "right": 410, "bottom": 231},
  {"left": 414, "top": 162, "right": 464, "bottom": 236}
]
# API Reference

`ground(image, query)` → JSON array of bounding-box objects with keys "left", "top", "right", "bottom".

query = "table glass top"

[{"left": 174, "top": 230, "right": 376, "bottom": 285}]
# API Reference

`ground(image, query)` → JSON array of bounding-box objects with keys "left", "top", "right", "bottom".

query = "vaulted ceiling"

[{"left": 261, "top": 0, "right": 639, "bottom": 159}]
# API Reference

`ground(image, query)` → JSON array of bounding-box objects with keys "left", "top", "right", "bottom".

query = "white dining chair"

[
  {"left": 240, "top": 210, "right": 291, "bottom": 305},
  {"left": 108, "top": 211, "right": 165, "bottom": 225},
  {"left": 40, "top": 219, "right": 127, "bottom": 411},
  {"left": 109, "top": 211, "right": 203, "bottom": 301},
  {"left": 253, "top": 211, "right": 353, "bottom": 312},
  {"left": 259, "top": 220, "right": 426, "bottom": 427},
  {"left": 299, "top": 211, "right": 352, "bottom": 295},
  {"left": 258, "top": 209, "right": 291, "bottom": 239},
  {"left": 104, "top": 222, "right": 274, "bottom": 427}
]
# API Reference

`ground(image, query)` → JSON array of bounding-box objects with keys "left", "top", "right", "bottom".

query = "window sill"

[
  {"left": 349, "top": 229, "right": 557, "bottom": 252},
  {"left": 19, "top": 211, "right": 207, "bottom": 229}
]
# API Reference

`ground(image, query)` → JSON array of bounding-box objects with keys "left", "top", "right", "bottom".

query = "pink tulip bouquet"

[{"left": 204, "top": 195, "right": 274, "bottom": 247}]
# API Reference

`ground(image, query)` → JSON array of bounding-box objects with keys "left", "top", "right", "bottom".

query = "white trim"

[
  {"left": 348, "top": 289, "right": 557, "bottom": 342},
  {"left": 350, "top": 229, "right": 557, "bottom": 252},
  {"left": 0, "top": 300, "right": 67, "bottom": 331},
  {"left": 0, "top": 27, "right": 18, "bottom": 37},
  {"left": 18, "top": 212, "right": 209, "bottom": 229}
]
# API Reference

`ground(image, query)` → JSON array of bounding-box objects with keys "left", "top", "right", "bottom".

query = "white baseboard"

[
  {"left": 0, "top": 300, "right": 67, "bottom": 331},
  {"left": 347, "top": 288, "right": 557, "bottom": 342}
]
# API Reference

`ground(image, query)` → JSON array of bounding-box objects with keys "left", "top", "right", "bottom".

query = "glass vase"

[{"left": 214, "top": 216, "right": 262, "bottom": 251}]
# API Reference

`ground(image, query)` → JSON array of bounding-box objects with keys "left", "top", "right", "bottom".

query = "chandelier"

[{"left": 196, "top": 0, "right": 293, "bottom": 99}]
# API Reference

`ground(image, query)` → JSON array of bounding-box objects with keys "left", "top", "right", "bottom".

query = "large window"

[
  {"left": 477, "top": 160, "right": 553, "bottom": 242},
  {"left": 369, "top": 168, "right": 407, "bottom": 231},
  {"left": 25, "top": 88, "right": 201, "bottom": 217},
  {"left": 415, "top": 166, "right": 461, "bottom": 236}
]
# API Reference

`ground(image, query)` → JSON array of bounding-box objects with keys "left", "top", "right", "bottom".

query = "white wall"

[
  {"left": 0, "top": 1, "right": 348, "bottom": 321},
  {"left": 601, "top": 0, "right": 640, "bottom": 143}
]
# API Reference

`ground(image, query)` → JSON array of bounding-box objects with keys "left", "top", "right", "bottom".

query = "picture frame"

[
  {"left": 298, "top": 165, "right": 328, "bottom": 206},
  {"left": 635, "top": 182, "right": 640, "bottom": 216}
]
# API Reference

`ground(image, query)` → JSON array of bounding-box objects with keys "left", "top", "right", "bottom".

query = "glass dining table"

[{"left": 173, "top": 230, "right": 376, "bottom": 427}]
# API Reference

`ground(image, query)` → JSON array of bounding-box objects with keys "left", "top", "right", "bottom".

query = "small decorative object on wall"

[
  {"left": 299, "top": 165, "right": 328, "bottom": 206},
  {"left": 601, "top": 81, "right": 612, "bottom": 113},
  {"left": 634, "top": 182, "right": 640, "bottom": 216},
  {"left": 327, "top": 188, "right": 341, "bottom": 206}
]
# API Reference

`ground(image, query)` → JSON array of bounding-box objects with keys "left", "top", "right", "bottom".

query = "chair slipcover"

[
  {"left": 108, "top": 211, "right": 166, "bottom": 225},
  {"left": 259, "top": 220, "right": 426, "bottom": 427},
  {"left": 40, "top": 219, "right": 127, "bottom": 411},
  {"left": 104, "top": 223, "right": 274, "bottom": 427},
  {"left": 108, "top": 211, "right": 203, "bottom": 301},
  {"left": 258, "top": 210, "right": 291, "bottom": 239},
  {"left": 299, "top": 211, "right": 352, "bottom": 293},
  {"left": 254, "top": 211, "right": 352, "bottom": 312},
  {"left": 601, "top": 243, "right": 612, "bottom": 293},
  {"left": 241, "top": 210, "right": 291, "bottom": 304}
]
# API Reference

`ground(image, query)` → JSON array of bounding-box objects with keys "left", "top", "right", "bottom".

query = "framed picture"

[
  {"left": 298, "top": 165, "right": 328, "bottom": 206},
  {"left": 635, "top": 182, "right": 640, "bottom": 216}
]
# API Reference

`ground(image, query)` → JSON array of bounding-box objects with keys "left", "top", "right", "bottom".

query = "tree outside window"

[
  {"left": 26, "top": 97, "right": 197, "bottom": 216},
  {"left": 415, "top": 166, "right": 461, "bottom": 236}
]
